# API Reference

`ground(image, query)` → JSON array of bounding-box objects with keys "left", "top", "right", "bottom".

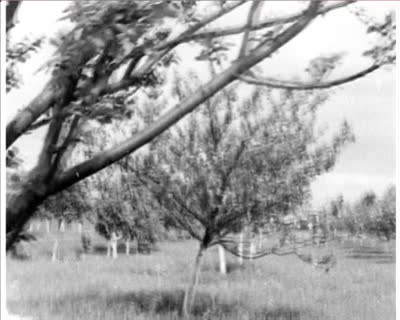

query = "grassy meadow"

[{"left": 7, "top": 226, "right": 396, "bottom": 320}]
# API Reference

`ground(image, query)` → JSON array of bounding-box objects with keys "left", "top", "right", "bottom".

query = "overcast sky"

[{"left": 6, "top": 1, "right": 396, "bottom": 207}]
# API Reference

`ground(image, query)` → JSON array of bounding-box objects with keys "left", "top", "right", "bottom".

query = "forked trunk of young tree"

[
  {"left": 110, "top": 232, "right": 120, "bottom": 259},
  {"left": 35, "top": 221, "right": 41, "bottom": 231},
  {"left": 238, "top": 232, "right": 244, "bottom": 266},
  {"left": 125, "top": 239, "right": 130, "bottom": 256},
  {"left": 218, "top": 244, "right": 227, "bottom": 275},
  {"left": 51, "top": 239, "right": 58, "bottom": 262},
  {"left": 182, "top": 244, "right": 205, "bottom": 317},
  {"left": 28, "top": 222, "right": 33, "bottom": 233}
]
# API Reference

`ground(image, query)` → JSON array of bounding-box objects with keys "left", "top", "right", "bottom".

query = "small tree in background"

[
  {"left": 92, "top": 168, "right": 163, "bottom": 258},
  {"left": 376, "top": 185, "right": 396, "bottom": 240},
  {"left": 126, "top": 73, "right": 354, "bottom": 315}
]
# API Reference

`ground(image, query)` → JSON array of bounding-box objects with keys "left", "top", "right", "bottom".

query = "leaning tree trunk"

[
  {"left": 218, "top": 244, "right": 227, "bottom": 275},
  {"left": 182, "top": 244, "right": 205, "bottom": 317}
]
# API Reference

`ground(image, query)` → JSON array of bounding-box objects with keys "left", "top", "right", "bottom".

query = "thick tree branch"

[
  {"left": 6, "top": 48, "right": 94, "bottom": 149},
  {"left": 27, "top": 117, "right": 52, "bottom": 132},
  {"left": 49, "top": 115, "right": 81, "bottom": 176}
]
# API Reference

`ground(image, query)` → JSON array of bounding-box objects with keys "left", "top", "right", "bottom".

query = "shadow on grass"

[
  {"left": 104, "top": 289, "right": 311, "bottom": 319},
  {"left": 13, "top": 288, "right": 313, "bottom": 319},
  {"left": 91, "top": 243, "right": 158, "bottom": 256},
  {"left": 345, "top": 245, "right": 395, "bottom": 264},
  {"left": 206, "top": 261, "right": 246, "bottom": 274}
]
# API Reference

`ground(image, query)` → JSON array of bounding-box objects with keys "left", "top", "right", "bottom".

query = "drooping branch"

[{"left": 236, "top": 64, "right": 381, "bottom": 90}]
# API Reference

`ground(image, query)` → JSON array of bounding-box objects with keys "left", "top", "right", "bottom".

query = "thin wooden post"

[
  {"left": 218, "top": 244, "right": 227, "bottom": 275},
  {"left": 238, "top": 232, "right": 244, "bottom": 265}
]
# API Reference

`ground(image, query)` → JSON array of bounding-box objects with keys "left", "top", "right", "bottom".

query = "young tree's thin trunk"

[
  {"left": 28, "top": 223, "right": 33, "bottom": 233},
  {"left": 59, "top": 219, "right": 65, "bottom": 232},
  {"left": 45, "top": 219, "right": 51, "bottom": 233},
  {"left": 51, "top": 239, "right": 58, "bottom": 262},
  {"left": 77, "top": 222, "right": 83, "bottom": 234},
  {"left": 107, "top": 241, "right": 111, "bottom": 257},
  {"left": 250, "top": 239, "right": 256, "bottom": 261},
  {"left": 257, "top": 229, "right": 263, "bottom": 250},
  {"left": 36, "top": 221, "right": 41, "bottom": 231},
  {"left": 111, "top": 241, "right": 118, "bottom": 259},
  {"left": 218, "top": 244, "right": 227, "bottom": 275},
  {"left": 6, "top": 1, "right": 21, "bottom": 32},
  {"left": 238, "top": 232, "right": 244, "bottom": 266},
  {"left": 182, "top": 244, "right": 205, "bottom": 317},
  {"left": 125, "top": 239, "right": 130, "bottom": 256},
  {"left": 110, "top": 232, "right": 120, "bottom": 259}
]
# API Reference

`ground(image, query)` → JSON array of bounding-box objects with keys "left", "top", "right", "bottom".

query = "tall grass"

[{"left": 7, "top": 228, "right": 395, "bottom": 320}]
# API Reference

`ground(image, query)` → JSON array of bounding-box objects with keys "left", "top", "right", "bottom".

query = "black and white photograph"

[{"left": 3, "top": 1, "right": 397, "bottom": 319}]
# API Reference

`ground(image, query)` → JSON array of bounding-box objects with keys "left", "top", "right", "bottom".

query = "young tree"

[
  {"left": 127, "top": 78, "right": 354, "bottom": 315},
  {"left": 91, "top": 167, "right": 163, "bottom": 258},
  {"left": 377, "top": 185, "right": 396, "bottom": 240},
  {"left": 6, "top": 0, "right": 394, "bottom": 249}
]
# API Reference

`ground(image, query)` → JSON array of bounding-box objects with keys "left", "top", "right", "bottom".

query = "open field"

[{"left": 7, "top": 229, "right": 395, "bottom": 320}]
